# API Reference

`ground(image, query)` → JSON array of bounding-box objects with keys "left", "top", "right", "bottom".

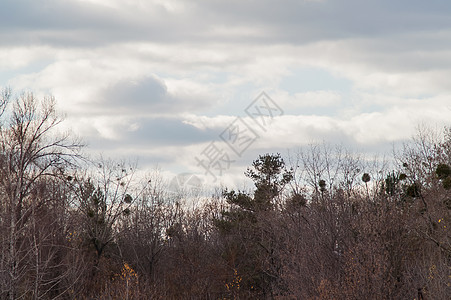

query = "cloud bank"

[{"left": 1, "top": 0, "right": 451, "bottom": 186}]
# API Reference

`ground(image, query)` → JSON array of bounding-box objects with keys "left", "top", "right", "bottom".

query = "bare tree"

[
  {"left": 67, "top": 157, "right": 150, "bottom": 296},
  {"left": 0, "top": 90, "right": 82, "bottom": 299}
]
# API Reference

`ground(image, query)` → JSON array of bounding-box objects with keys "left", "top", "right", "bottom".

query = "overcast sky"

[{"left": 1, "top": 0, "right": 451, "bottom": 187}]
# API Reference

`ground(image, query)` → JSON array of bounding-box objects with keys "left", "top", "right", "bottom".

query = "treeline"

[{"left": 0, "top": 91, "right": 450, "bottom": 299}]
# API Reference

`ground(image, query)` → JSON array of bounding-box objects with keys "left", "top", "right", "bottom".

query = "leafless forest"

[{"left": 0, "top": 90, "right": 450, "bottom": 299}]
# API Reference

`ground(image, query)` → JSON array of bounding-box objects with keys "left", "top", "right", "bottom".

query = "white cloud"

[
  {"left": 182, "top": 114, "right": 236, "bottom": 131},
  {"left": 272, "top": 90, "right": 342, "bottom": 109}
]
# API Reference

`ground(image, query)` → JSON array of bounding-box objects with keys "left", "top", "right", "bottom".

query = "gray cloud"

[
  {"left": 92, "top": 76, "right": 213, "bottom": 115},
  {"left": 0, "top": 0, "right": 196, "bottom": 46},
  {"left": 123, "top": 117, "right": 219, "bottom": 146},
  {"left": 83, "top": 116, "right": 218, "bottom": 147},
  {"left": 2, "top": 0, "right": 451, "bottom": 47}
]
